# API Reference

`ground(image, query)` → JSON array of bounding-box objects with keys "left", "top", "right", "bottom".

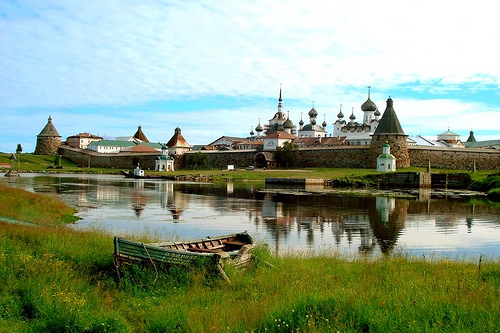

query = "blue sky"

[{"left": 1, "top": 0, "right": 499, "bottom": 153}]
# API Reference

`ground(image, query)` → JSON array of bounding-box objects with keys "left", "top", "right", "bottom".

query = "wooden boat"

[
  {"left": 113, "top": 232, "right": 254, "bottom": 281},
  {"left": 122, "top": 163, "right": 145, "bottom": 178}
]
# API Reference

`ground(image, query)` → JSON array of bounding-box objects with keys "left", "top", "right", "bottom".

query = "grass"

[
  {"left": 0, "top": 185, "right": 79, "bottom": 225},
  {"left": 1, "top": 185, "right": 500, "bottom": 331}
]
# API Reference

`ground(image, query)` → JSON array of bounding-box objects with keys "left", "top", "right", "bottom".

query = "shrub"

[{"left": 487, "top": 188, "right": 500, "bottom": 201}]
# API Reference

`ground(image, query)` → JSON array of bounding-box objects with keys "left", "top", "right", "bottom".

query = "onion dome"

[
  {"left": 255, "top": 119, "right": 263, "bottom": 133},
  {"left": 308, "top": 107, "right": 318, "bottom": 118},
  {"left": 349, "top": 110, "right": 356, "bottom": 121},
  {"left": 283, "top": 118, "right": 294, "bottom": 129},
  {"left": 361, "top": 97, "right": 377, "bottom": 112},
  {"left": 374, "top": 109, "right": 381, "bottom": 117},
  {"left": 337, "top": 104, "right": 344, "bottom": 118},
  {"left": 322, "top": 120, "right": 327, "bottom": 128},
  {"left": 299, "top": 118, "right": 304, "bottom": 126},
  {"left": 250, "top": 128, "right": 255, "bottom": 136},
  {"left": 311, "top": 118, "right": 316, "bottom": 125},
  {"left": 361, "top": 86, "right": 377, "bottom": 111}
]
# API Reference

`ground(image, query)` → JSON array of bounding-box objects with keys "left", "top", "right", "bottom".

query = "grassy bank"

[
  {"left": 0, "top": 185, "right": 79, "bottom": 225},
  {"left": 1, "top": 186, "right": 500, "bottom": 332}
]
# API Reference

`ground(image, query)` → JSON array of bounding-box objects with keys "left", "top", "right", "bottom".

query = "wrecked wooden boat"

[{"left": 113, "top": 232, "right": 254, "bottom": 280}]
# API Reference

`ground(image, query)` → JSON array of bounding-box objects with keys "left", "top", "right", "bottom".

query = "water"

[{"left": 3, "top": 173, "right": 500, "bottom": 259}]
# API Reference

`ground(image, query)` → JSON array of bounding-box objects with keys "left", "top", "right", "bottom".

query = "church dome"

[
  {"left": 299, "top": 118, "right": 304, "bottom": 126},
  {"left": 374, "top": 109, "right": 381, "bottom": 117},
  {"left": 283, "top": 118, "right": 294, "bottom": 129},
  {"left": 361, "top": 97, "right": 377, "bottom": 112},
  {"left": 255, "top": 123, "right": 263, "bottom": 132},
  {"left": 337, "top": 109, "right": 344, "bottom": 118},
  {"left": 308, "top": 107, "right": 318, "bottom": 118},
  {"left": 349, "top": 112, "right": 356, "bottom": 120},
  {"left": 322, "top": 120, "right": 327, "bottom": 128},
  {"left": 273, "top": 111, "right": 287, "bottom": 121}
]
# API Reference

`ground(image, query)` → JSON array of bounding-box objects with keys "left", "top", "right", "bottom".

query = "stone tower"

[
  {"left": 369, "top": 97, "right": 409, "bottom": 168},
  {"left": 34, "top": 115, "right": 61, "bottom": 155}
]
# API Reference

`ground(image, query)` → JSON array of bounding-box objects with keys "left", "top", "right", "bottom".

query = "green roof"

[
  {"left": 378, "top": 153, "right": 395, "bottom": 159},
  {"left": 87, "top": 140, "right": 136, "bottom": 148}
]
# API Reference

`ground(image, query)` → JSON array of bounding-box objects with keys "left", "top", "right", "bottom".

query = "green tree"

[
  {"left": 274, "top": 141, "right": 300, "bottom": 168},
  {"left": 16, "top": 144, "right": 22, "bottom": 168},
  {"left": 186, "top": 152, "right": 209, "bottom": 169}
]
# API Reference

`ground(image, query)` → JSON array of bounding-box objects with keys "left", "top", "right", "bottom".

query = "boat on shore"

[{"left": 113, "top": 232, "right": 254, "bottom": 281}]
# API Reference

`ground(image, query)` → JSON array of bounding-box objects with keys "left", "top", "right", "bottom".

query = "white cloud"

[{"left": 1, "top": 0, "right": 499, "bottom": 152}]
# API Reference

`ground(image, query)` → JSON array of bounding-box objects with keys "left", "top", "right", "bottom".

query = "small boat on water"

[
  {"left": 122, "top": 163, "right": 145, "bottom": 178},
  {"left": 113, "top": 232, "right": 254, "bottom": 281}
]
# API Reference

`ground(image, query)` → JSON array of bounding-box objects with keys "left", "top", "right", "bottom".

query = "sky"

[{"left": 1, "top": 0, "right": 499, "bottom": 153}]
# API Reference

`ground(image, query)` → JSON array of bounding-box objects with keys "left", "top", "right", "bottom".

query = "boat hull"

[{"left": 113, "top": 232, "right": 254, "bottom": 270}]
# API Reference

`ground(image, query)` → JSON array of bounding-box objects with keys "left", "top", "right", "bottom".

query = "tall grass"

[
  {"left": 1, "top": 185, "right": 500, "bottom": 331},
  {"left": 2, "top": 222, "right": 500, "bottom": 332},
  {"left": 0, "top": 185, "right": 79, "bottom": 225}
]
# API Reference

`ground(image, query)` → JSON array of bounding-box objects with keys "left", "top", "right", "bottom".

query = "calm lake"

[{"left": 3, "top": 173, "right": 500, "bottom": 259}]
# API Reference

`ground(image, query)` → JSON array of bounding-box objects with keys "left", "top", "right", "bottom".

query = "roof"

[
  {"left": 465, "top": 140, "right": 500, "bottom": 149},
  {"left": 122, "top": 144, "right": 158, "bottom": 153},
  {"left": 437, "top": 129, "right": 459, "bottom": 138},
  {"left": 361, "top": 97, "right": 377, "bottom": 112},
  {"left": 88, "top": 140, "right": 136, "bottom": 148},
  {"left": 133, "top": 126, "right": 149, "bottom": 142},
  {"left": 293, "top": 136, "right": 346, "bottom": 147},
  {"left": 466, "top": 131, "right": 476, "bottom": 143},
  {"left": 38, "top": 116, "right": 61, "bottom": 137},
  {"left": 283, "top": 118, "right": 294, "bottom": 128},
  {"left": 166, "top": 127, "right": 191, "bottom": 148},
  {"left": 308, "top": 107, "right": 318, "bottom": 117},
  {"left": 300, "top": 124, "right": 326, "bottom": 132},
  {"left": 407, "top": 135, "right": 447, "bottom": 147},
  {"left": 264, "top": 131, "right": 297, "bottom": 139},
  {"left": 373, "top": 97, "right": 405, "bottom": 135},
  {"left": 142, "top": 142, "right": 162, "bottom": 150},
  {"left": 157, "top": 155, "right": 174, "bottom": 160},
  {"left": 207, "top": 136, "right": 245, "bottom": 146},
  {"left": 378, "top": 153, "right": 396, "bottom": 159},
  {"left": 67, "top": 132, "right": 102, "bottom": 139}
]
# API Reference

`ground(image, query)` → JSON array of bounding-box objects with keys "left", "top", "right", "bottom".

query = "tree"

[
  {"left": 274, "top": 141, "right": 300, "bottom": 168},
  {"left": 186, "top": 152, "right": 209, "bottom": 169},
  {"left": 16, "top": 144, "right": 22, "bottom": 168}
]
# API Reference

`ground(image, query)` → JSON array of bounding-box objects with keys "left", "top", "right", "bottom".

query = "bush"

[
  {"left": 487, "top": 188, "right": 500, "bottom": 201},
  {"left": 469, "top": 174, "right": 500, "bottom": 192}
]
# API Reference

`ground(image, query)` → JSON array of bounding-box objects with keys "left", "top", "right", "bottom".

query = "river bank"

[{"left": 1, "top": 185, "right": 500, "bottom": 331}]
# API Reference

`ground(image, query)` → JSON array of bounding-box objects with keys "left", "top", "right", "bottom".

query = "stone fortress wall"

[{"left": 61, "top": 145, "right": 500, "bottom": 170}]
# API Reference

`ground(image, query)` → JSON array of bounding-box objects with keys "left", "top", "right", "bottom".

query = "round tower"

[
  {"left": 369, "top": 97, "right": 409, "bottom": 168},
  {"left": 34, "top": 115, "right": 61, "bottom": 155}
]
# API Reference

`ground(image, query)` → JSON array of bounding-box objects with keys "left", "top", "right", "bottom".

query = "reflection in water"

[
  {"left": 3, "top": 174, "right": 500, "bottom": 259},
  {"left": 158, "top": 182, "right": 187, "bottom": 221}
]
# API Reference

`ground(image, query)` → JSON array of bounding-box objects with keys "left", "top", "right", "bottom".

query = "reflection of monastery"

[
  {"left": 58, "top": 174, "right": 498, "bottom": 256},
  {"left": 36, "top": 85, "right": 499, "bottom": 170}
]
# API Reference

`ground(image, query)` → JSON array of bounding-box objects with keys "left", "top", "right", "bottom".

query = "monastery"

[{"left": 34, "top": 86, "right": 499, "bottom": 171}]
